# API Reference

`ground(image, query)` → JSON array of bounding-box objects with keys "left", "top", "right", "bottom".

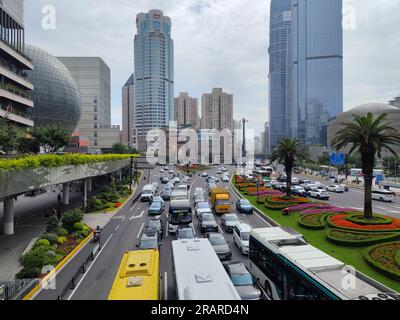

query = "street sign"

[{"left": 330, "top": 153, "right": 345, "bottom": 166}]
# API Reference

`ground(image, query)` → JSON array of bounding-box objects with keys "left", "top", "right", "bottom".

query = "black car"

[
  {"left": 221, "top": 213, "right": 241, "bottom": 233},
  {"left": 206, "top": 233, "right": 232, "bottom": 261},
  {"left": 236, "top": 199, "right": 254, "bottom": 214},
  {"left": 198, "top": 213, "right": 218, "bottom": 234},
  {"left": 160, "top": 187, "right": 172, "bottom": 200},
  {"left": 145, "top": 219, "right": 164, "bottom": 239}
]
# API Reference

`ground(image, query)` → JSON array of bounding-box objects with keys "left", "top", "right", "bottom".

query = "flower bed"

[
  {"left": 265, "top": 196, "right": 311, "bottom": 210},
  {"left": 87, "top": 182, "right": 131, "bottom": 213},
  {"left": 283, "top": 203, "right": 334, "bottom": 214},
  {"left": 327, "top": 213, "right": 400, "bottom": 232},
  {"left": 346, "top": 214, "right": 393, "bottom": 226},
  {"left": 298, "top": 213, "right": 328, "bottom": 230},
  {"left": 364, "top": 242, "right": 400, "bottom": 281},
  {"left": 249, "top": 190, "right": 283, "bottom": 197},
  {"left": 327, "top": 229, "right": 400, "bottom": 247}
]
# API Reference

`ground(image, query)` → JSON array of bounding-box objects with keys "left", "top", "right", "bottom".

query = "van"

[
  {"left": 372, "top": 190, "right": 395, "bottom": 202},
  {"left": 141, "top": 184, "right": 156, "bottom": 202},
  {"left": 233, "top": 223, "right": 252, "bottom": 255}
]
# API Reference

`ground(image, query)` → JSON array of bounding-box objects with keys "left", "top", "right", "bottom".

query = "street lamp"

[{"left": 242, "top": 118, "right": 249, "bottom": 159}]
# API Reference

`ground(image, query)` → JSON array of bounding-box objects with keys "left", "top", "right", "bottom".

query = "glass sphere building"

[{"left": 24, "top": 44, "right": 81, "bottom": 133}]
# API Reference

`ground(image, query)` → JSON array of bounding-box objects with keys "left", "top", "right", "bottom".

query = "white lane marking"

[
  {"left": 218, "top": 224, "right": 225, "bottom": 234},
  {"left": 114, "top": 225, "right": 120, "bottom": 232},
  {"left": 137, "top": 222, "right": 145, "bottom": 239},
  {"left": 389, "top": 210, "right": 399, "bottom": 214},
  {"left": 67, "top": 234, "right": 113, "bottom": 300},
  {"left": 375, "top": 206, "right": 388, "bottom": 211},
  {"left": 130, "top": 210, "right": 145, "bottom": 221},
  {"left": 164, "top": 272, "right": 168, "bottom": 300},
  {"left": 165, "top": 222, "right": 169, "bottom": 238}
]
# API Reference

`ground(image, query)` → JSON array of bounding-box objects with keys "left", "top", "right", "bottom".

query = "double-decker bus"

[
  {"left": 108, "top": 250, "right": 160, "bottom": 300},
  {"left": 248, "top": 227, "right": 398, "bottom": 300},
  {"left": 172, "top": 239, "right": 241, "bottom": 300}
]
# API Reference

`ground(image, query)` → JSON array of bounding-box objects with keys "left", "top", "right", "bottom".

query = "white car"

[
  {"left": 222, "top": 167, "right": 228, "bottom": 172},
  {"left": 194, "top": 187, "right": 204, "bottom": 197},
  {"left": 326, "top": 185, "right": 345, "bottom": 193},
  {"left": 233, "top": 223, "right": 252, "bottom": 255},
  {"left": 173, "top": 177, "right": 181, "bottom": 184},
  {"left": 309, "top": 189, "right": 330, "bottom": 200},
  {"left": 202, "top": 172, "right": 208, "bottom": 177},
  {"left": 221, "top": 175, "right": 229, "bottom": 182}
]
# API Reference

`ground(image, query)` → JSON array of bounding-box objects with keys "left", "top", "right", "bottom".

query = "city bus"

[
  {"left": 108, "top": 250, "right": 160, "bottom": 300},
  {"left": 248, "top": 227, "right": 398, "bottom": 300},
  {"left": 172, "top": 239, "right": 241, "bottom": 300}
]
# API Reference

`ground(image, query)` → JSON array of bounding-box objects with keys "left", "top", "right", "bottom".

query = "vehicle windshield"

[
  {"left": 177, "top": 229, "right": 194, "bottom": 239},
  {"left": 140, "top": 239, "right": 157, "bottom": 249},
  {"left": 224, "top": 215, "right": 239, "bottom": 222},
  {"left": 231, "top": 273, "right": 253, "bottom": 286},
  {"left": 202, "top": 214, "right": 214, "bottom": 221},
  {"left": 142, "top": 190, "right": 153, "bottom": 195},
  {"left": 209, "top": 236, "right": 226, "bottom": 246},
  {"left": 171, "top": 195, "right": 188, "bottom": 201},
  {"left": 148, "top": 221, "right": 160, "bottom": 229},
  {"left": 241, "top": 232, "right": 250, "bottom": 241},
  {"left": 197, "top": 202, "right": 210, "bottom": 209},
  {"left": 216, "top": 200, "right": 230, "bottom": 205},
  {"left": 169, "top": 211, "right": 192, "bottom": 225},
  {"left": 151, "top": 201, "right": 162, "bottom": 208},
  {"left": 240, "top": 200, "right": 251, "bottom": 206}
]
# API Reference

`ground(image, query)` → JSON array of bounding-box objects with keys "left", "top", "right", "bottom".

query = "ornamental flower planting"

[
  {"left": 301, "top": 208, "right": 358, "bottom": 215},
  {"left": 328, "top": 214, "right": 400, "bottom": 231},
  {"left": 365, "top": 242, "right": 400, "bottom": 281},
  {"left": 249, "top": 190, "right": 283, "bottom": 197}
]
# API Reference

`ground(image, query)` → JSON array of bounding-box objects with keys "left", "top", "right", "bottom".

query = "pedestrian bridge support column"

[
  {"left": 87, "top": 178, "right": 92, "bottom": 193},
  {"left": 3, "top": 197, "right": 15, "bottom": 235},
  {"left": 63, "top": 183, "right": 70, "bottom": 205}
]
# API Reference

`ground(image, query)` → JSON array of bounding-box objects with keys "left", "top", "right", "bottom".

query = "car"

[
  {"left": 176, "top": 184, "right": 189, "bottom": 193},
  {"left": 150, "top": 196, "right": 164, "bottom": 205},
  {"left": 148, "top": 200, "right": 165, "bottom": 216},
  {"left": 233, "top": 223, "right": 251, "bottom": 255},
  {"left": 160, "top": 187, "right": 172, "bottom": 200},
  {"left": 236, "top": 199, "right": 254, "bottom": 214},
  {"left": 309, "top": 189, "right": 330, "bottom": 200},
  {"left": 202, "top": 172, "right": 208, "bottom": 177},
  {"left": 222, "top": 167, "right": 228, "bottom": 172},
  {"left": 208, "top": 184, "right": 217, "bottom": 196},
  {"left": 198, "top": 213, "right": 219, "bottom": 234},
  {"left": 182, "top": 176, "right": 190, "bottom": 184},
  {"left": 206, "top": 233, "right": 232, "bottom": 261},
  {"left": 221, "top": 175, "right": 230, "bottom": 182},
  {"left": 169, "top": 170, "right": 174, "bottom": 174},
  {"left": 221, "top": 213, "right": 241, "bottom": 233},
  {"left": 223, "top": 262, "right": 262, "bottom": 300},
  {"left": 195, "top": 201, "right": 212, "bottom": 218},
  {"left": 291, "top": 186, "right": 307, "bottom": 197},
  {"left": 326, "top": 185, "right": 345, "bottom": 193},
  {"left": 137, "top": 232, "right": 160, "bottom": 250},
  {"left": 194, "top": 194, "right": 206, "bottom": 205},
  {"left": 339, "top": 184, "right": 349, "bottom": 192},
  {"left": 160, "top": 176, "right": 169, "bottom": 184},
  {"left": 173, "top": 177, "right": 181, "bottom": 184},
  {"left": 160, "top": 168, "right": 164, "bottom": 173},
  {"left": 176, "top": 225, "right": 195, "bottom": 239},
  {"left": 164, "top": 166, "right": 169, "bottom": 171},
  {"left": 145, "top": 219, "right": 164, "bottom": 239},
  {"left": 152, "top": 182, "right": 159, "bottom": 192},
  {"left": 216, "top": 169, "right": 222, "bottom": 175},
  {"left": 193, "top": 187, "right": 204, "bottom": 197}
]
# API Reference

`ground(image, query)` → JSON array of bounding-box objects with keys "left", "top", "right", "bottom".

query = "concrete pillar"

[
  {"left": 87, "top": 178, "right": 92, "bottom": 193},
  {"left": 3, "top": 198, "right": 15, "bottom": 235},
  {"left": 62, "top": 183, "right": 70, "bottom": 205},
  {"left": 119, "top": 170, "right": 122, "bottom": 182},
  {"left": 83, "top": 180, "right": 87, "bottom": 210}
]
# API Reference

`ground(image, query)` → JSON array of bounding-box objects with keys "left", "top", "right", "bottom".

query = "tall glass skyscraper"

[
  {"left": 268, "top": 0, "right": 292, "bottom": 152},
  {"left": 134, "top": 9, "right": 174, "bottom": 152},
  {"left": 290, "top": 0, "right": 343, "bottom": 146}
]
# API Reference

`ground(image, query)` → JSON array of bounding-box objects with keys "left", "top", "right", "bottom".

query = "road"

[{"left": 34, "top": 165, "right": 271, "bottom": 300}]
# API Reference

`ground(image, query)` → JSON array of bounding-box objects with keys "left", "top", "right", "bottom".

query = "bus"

[
  {"left": 372, "top": 190, "right": 396, "bottom": 202},
  {"left": 108, "top": 250, "right": 160, "bottom": 300},
  {"left": 168, "top": 190, "right": 192, "bottom": 234},
  {"left": 172, "top": 239, "right": 241, "bottom": 300},
  {"left": 248, "top": 227, "right": 398, "bottom": 300}
]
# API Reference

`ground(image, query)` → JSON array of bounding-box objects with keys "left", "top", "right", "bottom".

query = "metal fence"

[{"left": 0, "top": 279, "right": 38, "bottom": 300}]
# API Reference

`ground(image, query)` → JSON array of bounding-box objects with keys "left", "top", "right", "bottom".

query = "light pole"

[{"left": 242, "top": 118, "right": 248, "bottom": 159}]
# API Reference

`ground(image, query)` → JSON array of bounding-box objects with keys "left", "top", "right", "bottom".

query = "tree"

[
  {"left": 110, "top": 143, "right": 129, "bottom": 154},
  {"left": 31, "top": 125, "right": 71, "bottom": 153},
  {"left": 270, "top": 138, "right": 308, "bottom": 197},
  {"left": 17, "top": 137, "right": 40, "bottom": 154},
  {"left": 0, "top": 117, "right": 19, "bottom": 154},
  {"left": 332, "top": 113, "right": 400, "bottom": 219}
]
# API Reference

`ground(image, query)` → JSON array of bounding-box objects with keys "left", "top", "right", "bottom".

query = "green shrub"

[
  {"left": 298, "top": 214, "right": 327, "bottom": 230},
  {"left": 46, "top": 215, "right": 59, "bottom": 233},
  {"left": 326, "top": 229, "right": 400, "bottom": 247},
  {"left": 346, "top": 213, "right": 393, "bottom": 226},
  {"left": 73, "top": 222, "right": 84, "bottom": 231},
  {"left": 41, "top": 233, "right": 58, "bottom": 245},
  {"left": 56, "top": 236, "right": 67, "bottom": 245},
  {"left": 20, "top": 246, "right": 55, "bottom": 272},
  {"left": 57, "top": 228, "right": 68, "bottom": 237},
  {"left": 62, "top": 209, "right": 84, "bottom": 232},
  {"left": 35, "top": 239, "right": 50, "bottom": 247},
  {"left": 364, "top": 242, "right": 400, "bottom": 281}
]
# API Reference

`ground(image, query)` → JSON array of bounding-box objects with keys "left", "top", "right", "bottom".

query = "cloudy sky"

[{"left": 25, "top": 0, "right": 400, "bottom": 135}]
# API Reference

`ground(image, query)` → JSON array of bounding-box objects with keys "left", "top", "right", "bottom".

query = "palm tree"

[
  {"left": 332, "top": 113, "right": 400, "bottom": 219},
  {"left": 270, "top": 138, "right": 308, "bottom": 197}
]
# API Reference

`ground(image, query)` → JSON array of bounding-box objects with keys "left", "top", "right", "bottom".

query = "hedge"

[
  {"left": 346, "top": 214, "right": 393, "bottom": 226},
  {"left": 0, "top": 154, "right": 139, "bottom": 172},
  {"left": 364, "top": 242, "right": 400, "bottom": 281},
  {"left": 327, "top": 229, "right": 400, "bottom": 247},
  {"left": 298, "top": 213, "right": 328, "bottom": 230},
  {"left": 326, "top": 214, "right": 400, "bottom": 233}
]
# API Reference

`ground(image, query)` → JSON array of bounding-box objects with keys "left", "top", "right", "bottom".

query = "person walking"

[{"left": 57, "top": 193, "right": 62, "bottom": 204}]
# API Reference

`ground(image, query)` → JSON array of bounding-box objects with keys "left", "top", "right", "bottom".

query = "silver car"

[{"left": 224, "top": 262, "right": 262, "bottom": 300}]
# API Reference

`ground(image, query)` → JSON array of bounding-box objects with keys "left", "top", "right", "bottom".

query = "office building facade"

[
  {"left": 268, "top": 0, "right": 292, "bottom": 150},
  {"left": 122, "top": 73, "right": 135, "bottom": 146},
  {"left": 290, "top": 0, "right": 343, "bottom": 146},
  {"left": 134, "top": 9, "right": 174, "bottom": 152},
  {"left": 58, "top": 57, "right": 120, "bottom": 152},
  {"left": 201, "top": 88, "right": 233, "bottom": 131},
  {"left": 0, "top": 0, "right": 34, "bottom": 131},
  {"left": 174, "top": 92, "right": 198, "bottom": 129}
]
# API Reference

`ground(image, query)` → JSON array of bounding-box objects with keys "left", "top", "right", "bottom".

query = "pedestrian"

[
  {"left": 57, "top": 193, "right": 62, "bottom": 204},
  {"left": 51, "top": 207, "right": 58, "bottom": 217}
]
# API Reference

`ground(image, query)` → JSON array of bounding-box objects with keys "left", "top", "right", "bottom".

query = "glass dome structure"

[{"left": 24, "top": 44, "right": 81, "bottom": 133}]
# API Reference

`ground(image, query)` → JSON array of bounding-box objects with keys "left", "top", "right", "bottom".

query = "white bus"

[
  {"left": 249, "top": 227, "right": 398, "bottom": 300},
  {"left": 372, "top": 190, "right": 396, "bottom": 202},
  {"left": 172, "top": 239, "right": 241, "bottom": 300}
]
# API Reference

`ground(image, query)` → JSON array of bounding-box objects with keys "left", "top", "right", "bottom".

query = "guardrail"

[{"left": 0, "top": 279, "right": 38, "bottom": 300}]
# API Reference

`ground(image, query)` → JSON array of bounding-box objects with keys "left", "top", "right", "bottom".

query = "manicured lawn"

[{"left": 246, "top": 195, "right": 400, "bottom": 293}]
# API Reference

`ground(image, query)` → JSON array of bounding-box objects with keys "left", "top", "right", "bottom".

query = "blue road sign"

[{"left": 330, "top": 153, "right": 345, "bottom": 166}]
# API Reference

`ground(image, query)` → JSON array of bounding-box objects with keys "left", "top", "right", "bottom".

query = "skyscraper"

[
  {"left": 122, "top": 73, "right": 135, "bottom": 146},
  {"left": 134, "top": 9, "right": 174, "bottom": 152},
  {"left": 174, "top": 92, "right": 198, "bottom": 129},
  {"left": 0, "top": 0, "right": 34, "bottom": 132},
  {"left": 268, "top": 0, "right": 292, "bottom": 151},
  {"left": 290, "top": 0, "right": 343, "bottom": 146},
  {"left": 201, "top": 88, "right": 233, "bottom": 131}
]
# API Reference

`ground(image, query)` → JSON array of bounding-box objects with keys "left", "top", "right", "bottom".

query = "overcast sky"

[{"left": 25, "top": 0, "right": 400, "bottom": 135}]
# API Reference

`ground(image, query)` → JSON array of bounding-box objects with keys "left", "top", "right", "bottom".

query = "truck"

[
  {"left": 141, "top": 184, "right": 156, "bottom": 202},
  {"left": 210, "top": 188, "right": 231, "bottom": 215}
]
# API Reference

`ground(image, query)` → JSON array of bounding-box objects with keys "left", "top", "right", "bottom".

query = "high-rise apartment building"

[
  {"left": 122, "top": 73, "right": 135, "bottom": 146},
  {"left": 268, "top": 0, "right": 292, "bottom": 150},
  {"left": 201, "top": 88, "right": 233, "bottom": 131},
  {"left": 290, "top": 0, "right": 343, "bottom": 146},
  {"left": 58, "top": 57, "right": 120, "bottom": 152},
  {"left": 174, "top": 92, "right": 198, "bottom": 129},
  {"left": 0, "top": 0, "right": 34, "bottom": 132},
  {"left": 262, "top": 122, "right": 270, "bottom": 154},
  {"left": 134, "top": 9, "right": 174, "bottom": 152}
]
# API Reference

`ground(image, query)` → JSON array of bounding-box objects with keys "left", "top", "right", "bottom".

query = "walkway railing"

[{"left": 0, "top": 279, "right": 38, "bottom": 300}]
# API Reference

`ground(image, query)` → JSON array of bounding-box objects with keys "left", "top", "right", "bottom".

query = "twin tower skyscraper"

[{"left": 268, "top": 0, "right": 344, "bottom": 152}]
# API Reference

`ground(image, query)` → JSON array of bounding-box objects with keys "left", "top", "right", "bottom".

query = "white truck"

[{"left": 140, "top": 184, "right": 157, "bottom": 202}]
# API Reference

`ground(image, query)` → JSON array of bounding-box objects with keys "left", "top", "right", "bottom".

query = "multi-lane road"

[{"left": 32, "top": 165, "right": 399, "bottom": 300}]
